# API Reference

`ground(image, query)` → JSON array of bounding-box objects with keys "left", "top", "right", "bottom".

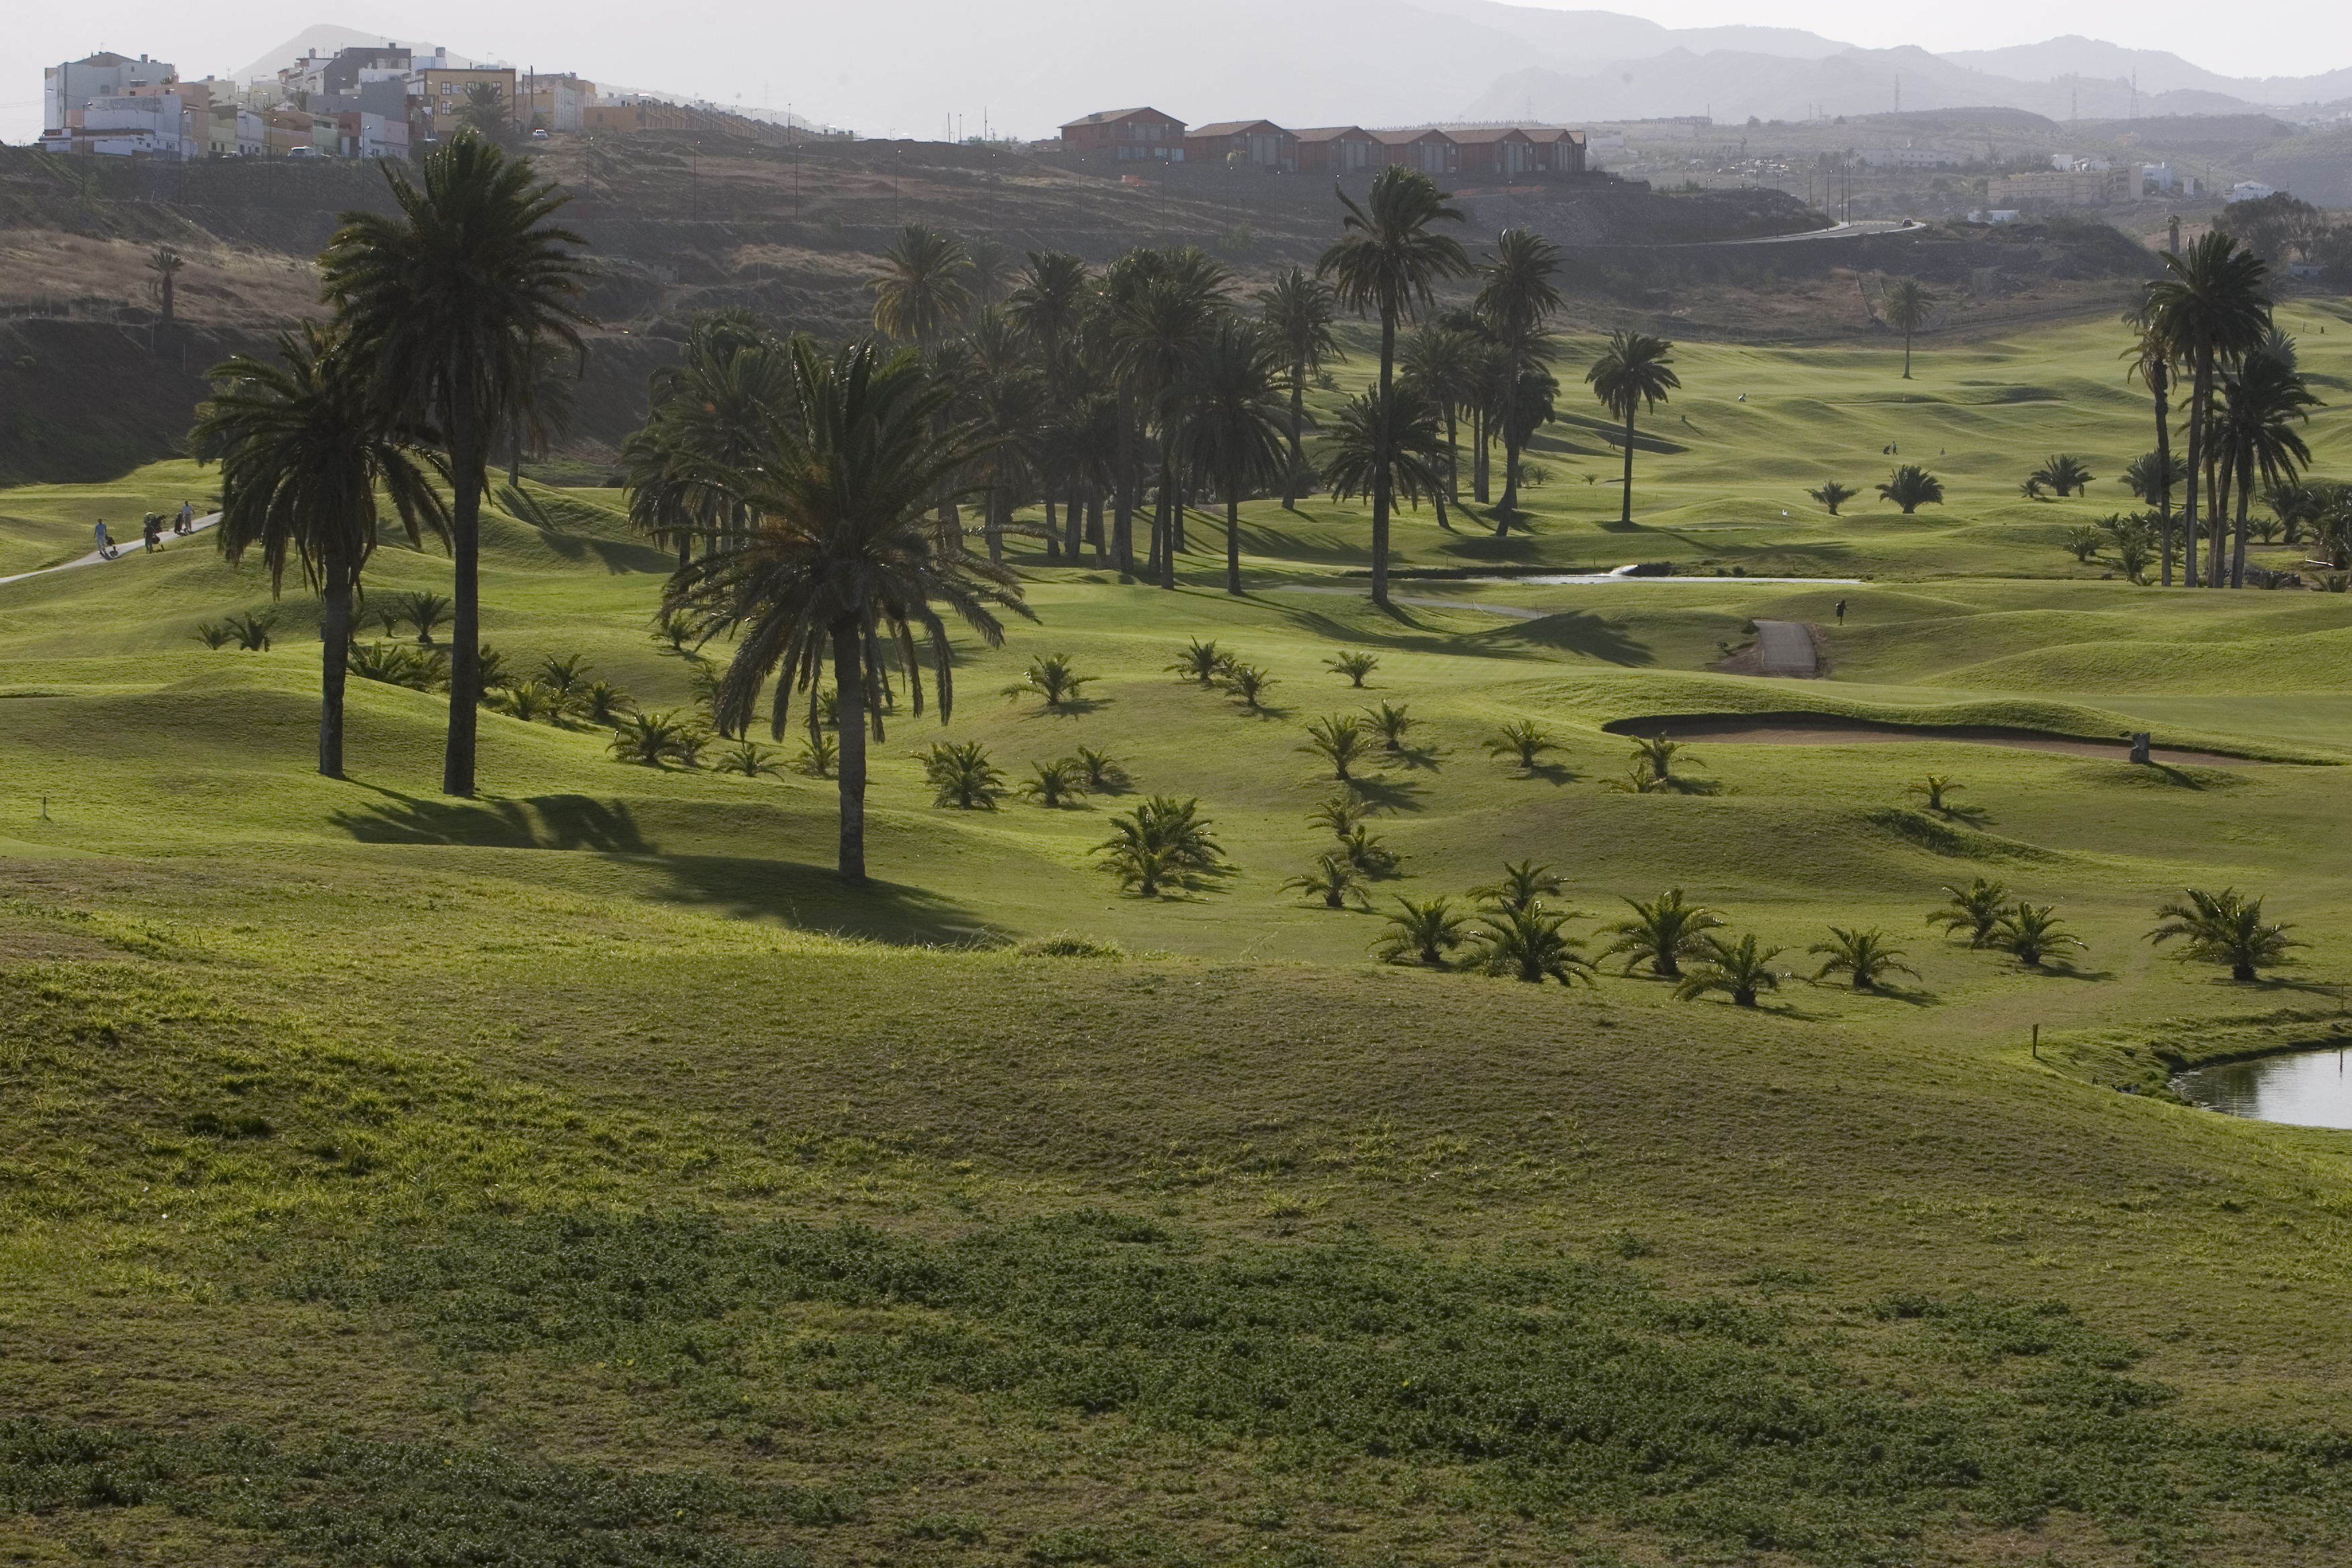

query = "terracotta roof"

[
  {"left": 1188, "top": 119, "right": 1289, "bottom": 138},
  {"left": 1291, "top": 126, "right": 1373, "bottom": 142},
  {"left": 1447, "top": 126, "right": 1535, "bottom": 144},
  {"left": 1373, "top": 127, "right": 1455, "bottom": 146},
  {"left": 1060, "top": 106, "right": 1181, "bottom": 128}
]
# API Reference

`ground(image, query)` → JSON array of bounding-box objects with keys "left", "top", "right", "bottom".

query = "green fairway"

[{"left": 4, "top": 311, "right": 2351, "bottom": 1567}]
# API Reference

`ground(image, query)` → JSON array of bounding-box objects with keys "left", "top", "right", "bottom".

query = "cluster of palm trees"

[
  {"left": 191, "top": 131, "right": 591, "bottom": 789},
  {"left": 2126, "top": 232, "right": 2326, "bottom": 589}
]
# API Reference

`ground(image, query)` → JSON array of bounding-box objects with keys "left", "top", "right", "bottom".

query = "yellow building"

[{"left": 417, "top": 67, "right": 520, "bottom": 136}]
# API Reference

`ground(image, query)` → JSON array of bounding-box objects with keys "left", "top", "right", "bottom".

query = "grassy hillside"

[{"left": 3, "top": 312, "right": 2351, "bottom": 1566}]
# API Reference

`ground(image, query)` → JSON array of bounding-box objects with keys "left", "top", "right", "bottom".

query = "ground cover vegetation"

[{"left": 3, "top": 136, "right": 2352, "bottom": 1565}]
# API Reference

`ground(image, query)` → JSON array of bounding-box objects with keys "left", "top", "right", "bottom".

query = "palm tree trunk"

[
  {"left": 2181, "top": 350, "right": 2208, "bottom": 589},
  {"left": 1225, "top": 472, "right": 1243, "bottom": 595},
  {"left": 830, "top": 616, "right": 867, "bottom": 885},
  {"left": 1043, "top": 496, "right": 1059, "bottom": 562},
  {"left": 443, "top": 419, "right": 483, "bottom": 798},
  {"left": 1471, "top": 405, "right": 1489, "bottom": 503},
  {"left": 1089, "top": 493, "right": 1105, "bottom": 569},
  {"left": 1371, "top": 304, "right": 1397, "bottom": 609},
  {"left": 1158, "top": 448, "right": 1177, "bottom": 590},
  {"left": 987, "top": 487, "right": 1004, "bottom": 564},
  {"left": 1902, "top": 328, "right": 1912, "bottom": 379},
  {"left": 1442, "top": 402, "right": 1460, "bottom": 504},
  {"left": 1619, "top": 406, "right": 1636, "bottom": 526},
  {"left": 319, "top": 564, "right": 353, "bottom": 779},
  {"left": 1498, "top": 341, "right": 1521, "bottom": 517},
  {"left": 1113, "top": 384, "right": 1136, "bottom": 575},
  {"left": 2207, "top": 444, "right": 2226, "bottom": 587},
  {"left": 1283, "top": 354, "right": 1306, "bottom": 509},
  {"left": 2152, "top": 360, "right": 2173, "bottom": 587},
  {"left": 1065, "top": 487, "right": 1082, "bottom": 560},
  {"left": 2229, "top": 446, "right": 2252, "bottom": 589}
]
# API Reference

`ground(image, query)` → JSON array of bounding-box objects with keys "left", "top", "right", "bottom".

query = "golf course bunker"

[{"left": 1602, "top": 713, "right": 2266, "bottom": 766}]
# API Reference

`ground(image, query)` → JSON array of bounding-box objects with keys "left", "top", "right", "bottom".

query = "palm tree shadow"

[
  {"left": 2025, "top": 963, "right": 2120, "bottom": 981},
  {"left": 1934, "top": 804, "right": 1996, "bottom": 828},
  {"left": 1347, "top": 775, "right": 1428, "bottom": 814},
  {"left": 2145, "top": 764, "right": 2209, "bottom": 790},
  {"left": 655, "top": 854, "right": 995, "bottom": 944},
  {"left": 1516, "top": 763, "right": 1581, "bottom": 786},
  {"left": 1477, "top": 611, "right": 1655, "bottom": 667},
  {"left": 1016, "top": 696, "right": 1113, "bottom": 719},
  {"left": 1804, "top": 978, "right": 1941, "bottom": 1008},
  {"left": 1382, "top": 744, "right": 1447, "bottom": 773},
  {"left": 332, "top": 787, "right": 655, "bottom": 852}
]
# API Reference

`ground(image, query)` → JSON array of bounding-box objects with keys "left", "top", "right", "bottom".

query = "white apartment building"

[
  {"left": 1857, "top": 146, "right": 1959, "bottom": 170},
  {"left": 41, "top": 52, "right": 177, "bottom": 133}
]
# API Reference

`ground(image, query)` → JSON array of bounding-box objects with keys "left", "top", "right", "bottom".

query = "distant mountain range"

[{"left": 217, "top": 11, "right": 2352, "bottom": 141}]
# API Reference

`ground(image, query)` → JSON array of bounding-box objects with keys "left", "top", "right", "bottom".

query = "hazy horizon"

[{"left": 9, "top": 0, "right": 2350, "bottom": 148}]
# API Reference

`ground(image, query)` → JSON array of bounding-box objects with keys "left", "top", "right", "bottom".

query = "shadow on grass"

[
  {"left": 1269, "top": 602, "right": 1553, "bottom": 664},
  {"left": 1348, "top": 775, "right": 1429, "bottom": 814},
  {"left": 655, "top": 853, "right": 995, "bottom": 945},
  {"left": 528, "top": 530, "right": 677, "bottom": 575},
  {"left": 333, "top": 790, "right": 656, "bottom": 852},
  {"left": 1805, "top": 979, "right": 1942, "bottom": 1008},
  {"left": 1476, "top": 611, "right": 1655, "bottom": 667}
]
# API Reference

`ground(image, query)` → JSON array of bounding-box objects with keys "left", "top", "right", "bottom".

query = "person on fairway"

[
  {"left": 93, "top": 520, "right": 115, "bottom": 559},
  {"left": 1835, "top": 598, "right": 1848, "bottom": 624},
  {"left": 142, "top": 513, "right": 161, "bottom": 552},
  {"left": 176, "top": 500, "right": 194, "bottom": 535}
]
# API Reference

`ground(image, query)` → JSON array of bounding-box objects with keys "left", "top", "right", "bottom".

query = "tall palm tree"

[
  {"left": 1585, "top": 331, "right": 1679, "bottom": 527},
  {"left": 1257, "top": 267, "right": 1341, "bottom": 509},
  {"left": 1320, "top": 382, "right": 1453, "bottom": 530},
  {"left": 189, "top": 323, "right": 450, "bottom": 778},
  {"left": 965, "top": 236, "right": 1012, "bottom": 308},
  {"left": 1475, "top": 228, "right": 1565, "bottom": 518},
  {"left": 148, "top": 245, "right": 184, "bottom": 329},
  {"left": 1883, "top": 277, "right": 1932, "bottom": 378},
  {"left": 1318, "top": 167, "right": 1471, "bottom": 609},
  {"left": 320, "top": 130, "right": 592, "bottom": 799},
  {"left": 1007, "top": 250, "right": 1090, "bottom": 399},
  {"left": 1112, "top": 259, "right": 1230, "bottom": 588},
  {"left": 624, "top": 330, "right": 796, "bottom": 568},
  {"left": 2214, "top": 345, "right": 2317, "bottom": 587},
  {"left": 660, "top": 340, "right": 1032, "bottom": 884},
  {"left": 2143, "top": 233, "right": 2272, "bottom": 589},
  {"left": 1400, "top": 324, "right": 1478, "bottom": 503},
  {"left": 971, "top": 363, "right": 1048, "bottom": 564},
  {"left": 869, "top": 222, "right": 973, "bottom": 344},
  {"left": 1177, "top": 317, "right": 1290, "bottom": 593},
  {"left": 2121, "top": 295, "right": 2181, "bottom": 585}
]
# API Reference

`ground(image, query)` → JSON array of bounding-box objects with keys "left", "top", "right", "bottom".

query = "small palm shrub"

[
  {"left": 1473, "top": 861, "right": 1562, "bottom": 915},
  {"left": 714, "top": 739, "right": 785, "bottom": 779},
  {"left": 348, "top": 642, "right": 446, "bottom": 691},
  {"left": 1307, "top": 793, "right": 1371, "bottom": 839},
  {"left": 1004, "top": 652, "right": 1093, "bottom": 710},
  {"left": 226, "top": 610, "right": 277, "bottom": 651},
  {"left": 1073, "top": 746, "right": 1131, "bottom": 791},
  {"left": 538, "top": 654, "right": 593, "bottom": 698},
  {"left": 1373, "top": 896, "right": 1470, "bottom": 967},
  {"left": 1673, "top": 934, "right": 1786, "bottom": 1008},
  {"left": 1600, "top": 888, "right": 1726, "bottom": 979},
  {"left": 650, "top": 606, "right": 697, "bottom": 652},
  {"left": 1324, "top": 650, "right": 1379, "bottom": 687},
  {"left": 1300, "top": 715, "right": 1371, "bottom": 781},
  {"left": 608, "top": 710, "right": 702, "bottom": 768},
  {"left": 1363, "top": 701, "right": 1416, "bottom": 752},
  {"left": 494, "top": 681, "right": 565, "bottom": 723},
  {"left": 1808, "top": 926, "right": 1919, "bottom": 991},
  {"left": 1485, "top": 719, "right": 1557, "bottom": 773},
  {"left": 1473, "top": 905, "right": 1596, "bottom": 986},
  {"left": 1282, "top": 852, "right": 1371, "bottom": 910},
  {"left": 370, "top": 601, "right": 405, "bottom": 639},
  {"left": 1165, "top": 638, "right": 1227, "bottom": 685},
  {"left": 668, "top": 726, "right": 713, "bottom": 769},
  {"left": 812, "top": 687, "right": 841, "bottom": 728},
  {"left": 1604, "top": 764, "right": 1668, "bottom": 794},
  {"left": 1094, "top": 795, "right": 1227, "bottom": 898},
  {"left": 401, "top": 590, "right": 452, "bottom": 644},
  {"left": 1904, "top": 774, "right": 1962, "bottom": 813},
  {"left": 1021, "top": 758, "right": 1087, "bottom": 807},
  {"left": 193, "top": 622, "right": 234, "bottom": 649},
  {"left": 1877, "top": 464, "right": 1945, "bottom": 515},
  {"left": 2028, "top": 454, "right": 2094, "bottom": 497},
  {"left": 1339, "top": 825, "right": 1400, "bottom": 879},
  {"left": 1630, "top": 732, "right": 1691, "bottom": 781},
  {"left": 2149, "top": 887, "right": 2300, "bottom": 981},
  {"left": 475, "top": 642, "right": 511, "bottom": 691},
  {"left": 2063, "top": 526, "right": 2104, "bottom": 564},
  {"left": 922, "top": 740, "right": 1006, "bottom": 810},
  {"left": 1926, "top": 877, "right": 2008, "bottom": 947},
  {"left": 577, "top": 681, "right": 634, "bottom": 724},
  {"left": 1992, "top": 902, "right": 2081, "bottom": 968},
  {"left": 1808, "top": 480, "right": 1856, "bottom": 516},
  {"left": 794, "top": 731, "right": 839, "bottom": 778},
  {"left": 1220, "top": 662, "right": 1277, "bottom": 711}
]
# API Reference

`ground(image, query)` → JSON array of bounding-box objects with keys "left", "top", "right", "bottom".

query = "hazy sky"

[{"left": 10, "top": 0, "right": 2349, "bottom": 148}]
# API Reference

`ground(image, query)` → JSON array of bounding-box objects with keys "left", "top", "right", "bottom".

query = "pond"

[{"left": 2173, "top": 1046, "right": 2352, "bottom": 1130}]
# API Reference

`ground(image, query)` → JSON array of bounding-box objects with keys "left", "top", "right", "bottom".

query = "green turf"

[{"left": 3, "top": 311, "right": 2351, "bottom": 1567}]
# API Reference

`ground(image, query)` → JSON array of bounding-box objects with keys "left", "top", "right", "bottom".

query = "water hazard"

[{"left": 2173, "top": 1046, "right": 2352, "bottom": 1130}]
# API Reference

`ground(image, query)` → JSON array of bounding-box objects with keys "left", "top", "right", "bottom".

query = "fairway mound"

[{"left": 1603, "top": 712, "right": 2266, "bottom": 765}]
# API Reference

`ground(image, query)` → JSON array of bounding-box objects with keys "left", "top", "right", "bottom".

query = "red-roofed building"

[
  {"left": 1293, "top": 126, "right": 1378, "bottom": 175},
  {"left": 1449, "top": 126, "right": 1539, "bottom": 179},
  {"left": 1059, "top": 106, "right": 1187, "bottom": 163},
  {"left": 1525, "top": 126, "right": 1587, "bottom": 174},
  {"left": 1183, "top": 119, "right": 1296, "bottom": 170},
  {"left": 1375, "top": 127, "right": 1457, "bottom": 175}
]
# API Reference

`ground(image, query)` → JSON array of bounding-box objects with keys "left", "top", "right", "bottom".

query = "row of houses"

[
  {"left": 38, "top": 45, "right": 805, "bottom": 161},
  {"left": 1058, "top": 108, "right": 1589, "bottom": 179}
]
